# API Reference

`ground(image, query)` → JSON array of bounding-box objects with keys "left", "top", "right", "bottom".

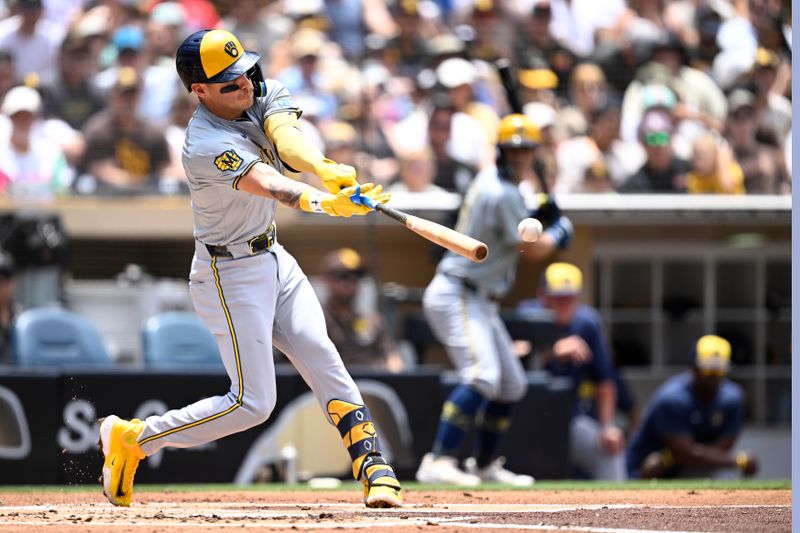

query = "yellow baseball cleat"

[
  {"left": 364, "top": 483, "right": 403, "bottom": 508},
  {"left": 362, "top": 458, "right": 403, "bottom": 508},
  {"left": 98, "top": 415, "right": 146, "bottom": 506}
]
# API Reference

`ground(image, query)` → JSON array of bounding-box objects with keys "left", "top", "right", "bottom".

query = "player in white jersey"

[
  {"left": 97, "top": 30, "right": 402, "bottom": 508},
  {"left": 415, "top": 114, "right": 574, "bottom": 485}
]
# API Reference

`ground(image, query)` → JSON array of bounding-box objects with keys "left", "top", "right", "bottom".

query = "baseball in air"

[{"left": 518, "top": 218, "right": 543, "bottom": 242}]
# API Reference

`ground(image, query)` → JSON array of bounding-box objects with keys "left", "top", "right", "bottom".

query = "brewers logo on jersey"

[{"left": 214, "top": 150, "right": 243, "bottom": 172}]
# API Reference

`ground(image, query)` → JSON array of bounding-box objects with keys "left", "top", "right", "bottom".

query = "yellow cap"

[
  {"left": 474, "top": 0, "right": 496, "bottom": 12},
  {"left": 519, "top": 68, "right": 558, "bottom": 90},
  {"left": 115, "top": 66, "right": 140, "bottom": 91},
  {"left": 199, "top": 29, "right": 245, "bottom": 79},
  {"left": 754, "top": 47, "right": 780, "bottom": 69},
  {"left": 694, "top": 335, "right": 731, "bottom": 374},
  {"left": 543, "top": 262, "right": 582, "bottom": 296},
  {"left": 323, "top": 247, "right": 364, "bottom": 275},
  {"left": 497, "top": 113, "right": 540, "bottom": 148}
]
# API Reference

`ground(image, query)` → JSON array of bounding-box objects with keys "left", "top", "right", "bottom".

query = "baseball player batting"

[
  {"left": 415, "top": 114, "right": 574, "bottom": 485},
  {"left": 98, "top": 30, "right": 402, "bottom": 508}
]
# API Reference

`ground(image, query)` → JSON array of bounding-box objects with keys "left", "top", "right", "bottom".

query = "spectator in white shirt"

[
  {"left": 0, "top": 0, "right": 63, "bottom": 84},
  {"left": 0, "top": 85, "right": 71, "bottom": 201},
  {"left": 548, "top": 0, "right": 626, "bottom": 58}
]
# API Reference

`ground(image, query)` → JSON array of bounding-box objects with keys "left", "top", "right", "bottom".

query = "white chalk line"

[{"left": 433, "top": 522, "right": 710, "bottom": 533}]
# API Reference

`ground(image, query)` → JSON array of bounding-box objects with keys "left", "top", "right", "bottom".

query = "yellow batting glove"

[
  {"left": 347, "top": 182, "right": 391, "bottom": 210},
  {"left": 321, "top": 186, "right": 371, "bottom": 217},
  {"left": 300, "top": 184, "right": 390, "bottom": 218},
  {"left": 316, "top": 158, "right": 358, "bottom": 194}
]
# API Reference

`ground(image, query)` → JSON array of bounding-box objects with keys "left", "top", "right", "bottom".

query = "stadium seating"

[
  {"left": 10, "top": 307, "right": 112, "bottom": 366},
  {"left": 142, "top": 312, "right": 222, "bottom": 369}
]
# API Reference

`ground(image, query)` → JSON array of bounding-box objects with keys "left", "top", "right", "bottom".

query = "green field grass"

[{"left": 0, "top": 479, "right": 789, "bottom": 493}]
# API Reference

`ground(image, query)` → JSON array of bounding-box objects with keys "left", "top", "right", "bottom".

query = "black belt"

[
  {"left": 446, "top": 274, "right": 503, "bottom": 303},
  {"left": 205, "top": 224, "right": 276, "bottom": 258}
]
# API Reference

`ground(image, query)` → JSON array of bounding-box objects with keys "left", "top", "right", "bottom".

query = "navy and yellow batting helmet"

[
  {"left": 497, "top": 113, "right": 540, "bottom": 148},
  {"left": 176, "top": 29, "right": 266, "bottom": 96}
]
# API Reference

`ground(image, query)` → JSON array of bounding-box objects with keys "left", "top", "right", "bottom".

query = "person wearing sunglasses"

[
  {"left": 626, "top": 335, "right": 757, "bottom": 479},
  {"left": 617, "top": 108, "right": 690, "bottom": 193}
]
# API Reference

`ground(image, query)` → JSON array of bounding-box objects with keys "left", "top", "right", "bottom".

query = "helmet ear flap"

[{"left": 248, "top": 63, "right": 266, "bottom": 98}]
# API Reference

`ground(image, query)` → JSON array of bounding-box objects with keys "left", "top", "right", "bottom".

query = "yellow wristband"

[
  {"left": 735, "top": 451, "right": 749, "bottom": 470},
  {"left": 299, "top": 190, "right": 326, "bottom": 213}
]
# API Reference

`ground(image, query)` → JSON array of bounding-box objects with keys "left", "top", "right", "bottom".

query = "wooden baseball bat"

[
  {"left": 375, "top": 203, "right": 488, "bottom": 263},
  {"left": 494, "top": 58, "right": 550, "bottom": 195},
  {"left": 495, "top": 58, "right": 524, "bottom": 114}
]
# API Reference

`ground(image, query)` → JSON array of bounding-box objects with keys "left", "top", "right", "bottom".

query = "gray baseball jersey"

[
  {"left": 423, "top": 166, "right": 528, "bottom": 401},
  {"left": 136, "top": 80, "right": 365, "bottom": 455},
  {"left": 435, "top": 167, "right": 528, "bottom": 297},
  {"left": 182, "top": 79, "right": 297, "bottom": 246}
]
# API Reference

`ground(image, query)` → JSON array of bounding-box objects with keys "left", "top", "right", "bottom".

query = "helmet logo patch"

[
  {"left": 214, "top": 149, "right": 243, "bottom": 172},
  {"left": 224, "top": 41, "right": 239, "bottom": 58}
]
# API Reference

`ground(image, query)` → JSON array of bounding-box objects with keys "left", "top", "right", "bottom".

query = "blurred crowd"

[{"left": 0, "top": 0, "right": 791, "bottom": 200}]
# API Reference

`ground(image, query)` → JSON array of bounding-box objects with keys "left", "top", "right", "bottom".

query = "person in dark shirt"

[
  {"left": 626, "top": 335, "right": 758, "bottom": 479},
  {"left": 725, "top": 89, "right": 789, "bottom": 194},
  {"left": 77, "top": 67, "right": 170, "bottom": 195},
  {"left": 39, "top": 36, "right": 104, "bottom": 130},
  {"left": 320, "top": 248, "right": 403, "bottom": 373},
  {"left": 427, "top": 103, "right": 479, "bottom": 195},
  {"left": 517, "top": 262, "right": 626, "bottom": 480},
  {"left": 617, "top": 108, "right": 689, "bottom": 193}
]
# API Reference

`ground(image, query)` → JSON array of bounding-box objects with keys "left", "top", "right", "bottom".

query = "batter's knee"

[
  {"left": 471, "top": 371, "right": 502, "bottom": 400},
  {"left": 498, "top": 374, "right": 528, "bottom": 403},
  {"left": 239, "top": 391, "right": 277, "bottom": 428}
]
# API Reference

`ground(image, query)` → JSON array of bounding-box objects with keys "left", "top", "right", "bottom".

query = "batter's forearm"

[
  {"left": 265, "top": 112, "right": 326, "bottom": 174},
  {"left": 237, "top": 162, "right": 315, "bottom": 209}
]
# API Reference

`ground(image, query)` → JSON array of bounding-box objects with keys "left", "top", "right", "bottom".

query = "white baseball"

[{"left": 517, "top": 218, "right": 543, "bottom": 242}]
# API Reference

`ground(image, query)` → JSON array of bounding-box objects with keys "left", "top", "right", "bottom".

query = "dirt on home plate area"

[{"left": 0, "top": 488, "right": 790, "bottom": 533}]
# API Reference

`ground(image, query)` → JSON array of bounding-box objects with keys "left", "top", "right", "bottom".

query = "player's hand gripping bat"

[{"left": 351, "top": 188, "right": 488, "bottom": 263}]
